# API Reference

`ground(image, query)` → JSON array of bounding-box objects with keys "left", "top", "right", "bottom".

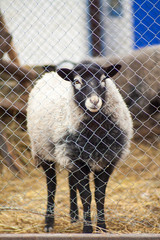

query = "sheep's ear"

[
  {"left": 57, "top": 68, "right": 73, "bottom": 81},
  {"left": 103, "top": 64, "right": 121, "bottom": 78}
]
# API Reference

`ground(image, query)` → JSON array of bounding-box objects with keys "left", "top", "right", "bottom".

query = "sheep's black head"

[{"left": 57, "top": 63, "right": 121, "bottom": 113}]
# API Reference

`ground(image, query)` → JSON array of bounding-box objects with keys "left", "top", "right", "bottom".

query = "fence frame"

[
  {"left": 0, "top": 0, "right": 160, "bottom": 236},
  {"left": 0, "top": 233, "right": 160, "bottom": 240}
]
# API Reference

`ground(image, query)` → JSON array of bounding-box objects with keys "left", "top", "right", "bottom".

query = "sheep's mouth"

[{"left": 89, "top": 105, "right": 100, "bottom": 112}]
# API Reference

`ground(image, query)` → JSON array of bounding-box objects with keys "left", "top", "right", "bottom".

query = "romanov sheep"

[{"left": 27, "top": 63, "right": 133, "bottom": 233}]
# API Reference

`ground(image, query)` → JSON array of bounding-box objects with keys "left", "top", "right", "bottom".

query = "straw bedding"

[{"left": 0, "top": 119, "right": 159, "bottom": 234}]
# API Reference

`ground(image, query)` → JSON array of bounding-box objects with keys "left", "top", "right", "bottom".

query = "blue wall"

[{"left": 133, "top": 0, "right": 160, "bottom": 49}]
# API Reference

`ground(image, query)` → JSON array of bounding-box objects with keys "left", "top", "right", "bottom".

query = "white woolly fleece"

[{"left": 27, "top": 71, "right": 133, "bottom": 169}]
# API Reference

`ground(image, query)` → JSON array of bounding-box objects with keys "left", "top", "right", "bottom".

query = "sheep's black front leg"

[
  {"left": 94, "top": 166, "right": 114, "bottom": 232},
  {"left": 41, "top": 161, "right": 56, "bottom": 232},
  {"left": 69, "top": 172, "right": 79, "bottom": 223},
  {"left": 72, "top": 165, "right": 92, "bottom": 233}
]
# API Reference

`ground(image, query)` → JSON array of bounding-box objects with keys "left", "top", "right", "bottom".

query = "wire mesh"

[{"left": 0, "top": 0, "right": 160, "bottom": 234}]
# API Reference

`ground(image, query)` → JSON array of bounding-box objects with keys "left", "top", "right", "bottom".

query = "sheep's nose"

[
  {"left": 90, "top": 95, "right": 99, "bottom": 106},
  {"left": 91, "top": 99, "right": 99, "bottom": 106}
]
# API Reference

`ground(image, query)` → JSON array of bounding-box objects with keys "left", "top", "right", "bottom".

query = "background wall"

[
  {"left": 1, "top": 0, "right": 88, "bottom": 66},
  {"left": 1, "top": 0, "right": 160, "bottom": 65}
]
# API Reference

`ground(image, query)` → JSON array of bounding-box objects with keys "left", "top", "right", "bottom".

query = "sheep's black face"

[
  {"left": 57, "top": 63, "right": 121, "bottom": 113},
  {"left": 72, "top": 67, "right": 106, "bottom": 113}
]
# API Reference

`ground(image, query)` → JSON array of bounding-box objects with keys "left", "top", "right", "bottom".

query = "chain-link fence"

[{"left": 0, "top": 0, "right": 159, "bottom": 235}]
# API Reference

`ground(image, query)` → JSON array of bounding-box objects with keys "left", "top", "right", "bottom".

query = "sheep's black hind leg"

[
  {"left": 73, "top": 165, "right": 92, "bottom": 233},
  {"left": 69, "top": 172, "right": 79, "bottom": 223},
  {"left": 41, "top": 161, "right": 56, "bottom": 232},
  {"left": 94, "top": 166, "right": 114, "bottom": 232}
]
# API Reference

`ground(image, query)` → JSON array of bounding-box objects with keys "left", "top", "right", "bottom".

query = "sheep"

[
  {"left": 27, "top": 62, "right": 133, "bottom": 233},
  {"left": 86, "top": 45, "right": 160, "bottom": 141}
]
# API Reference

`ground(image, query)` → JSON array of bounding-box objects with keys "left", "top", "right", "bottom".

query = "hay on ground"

[{"left": 0, "top": 120, "right": 159, "bottom": 233}]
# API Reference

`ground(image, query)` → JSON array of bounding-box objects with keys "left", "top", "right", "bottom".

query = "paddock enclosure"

[{"left": 0, "top": 0, "right": 160, "bottom": 236}]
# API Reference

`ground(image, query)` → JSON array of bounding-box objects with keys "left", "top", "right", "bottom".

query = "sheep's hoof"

[
  {"left": 44, "top": 226, "right": 53, "bottom": 233},
  {"left": 83, "top": 225, "right": 93, "bottom": 233},
  {"left": 45, "top": 215, "right": 54, "bottom": 233}
]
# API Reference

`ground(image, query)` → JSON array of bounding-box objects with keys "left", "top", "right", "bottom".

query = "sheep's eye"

[
  {"left": 74, "top": 76, "right": 82, "bottom": 89},
  {"left": 101, "top": 78, "right": 106, "bottom": 87},
  {"left": 74, "top": 77, "right": 82, "bottom": 90},
  {"left": 74, "top": 79, "right": 81, "bottom": 85},
  {"left": 100, "top": 74, "right": 106, "bottom": 87}
]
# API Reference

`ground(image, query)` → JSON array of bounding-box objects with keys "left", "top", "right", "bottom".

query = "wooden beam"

[
  {"left": 88, "top": 0, "right": 104, "bottom": 56},
  {"left": 0, "top": 97, "right": 27, "bottom": 114},
  {"left": 0, "top": 12, "right": 20, "bottom": 65},
  {"left": 0, "top": 122, "right": 21, "bottom": 174},
  {"left": 0, "top": 60, "right": 38, "bottom": 86}
]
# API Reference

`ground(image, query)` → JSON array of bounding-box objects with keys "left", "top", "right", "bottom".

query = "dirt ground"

[{"left": 0, "top": 124, "right": 159, "bottom": 234}]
